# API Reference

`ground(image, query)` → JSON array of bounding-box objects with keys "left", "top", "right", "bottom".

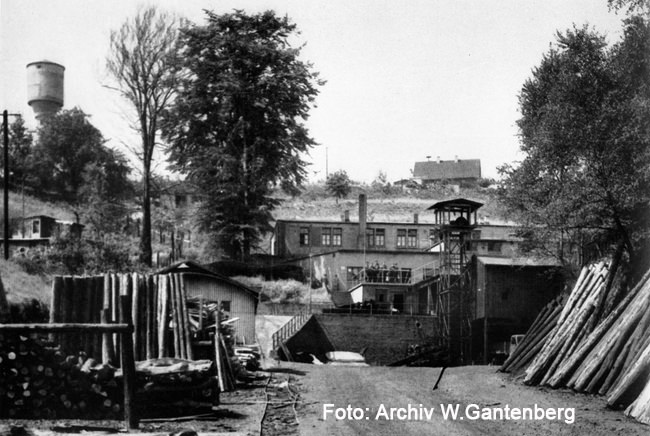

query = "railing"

[
  {"left": 322, "top": 301, "right": 435, "bottom": 316},
  {"left": 271, "top": 312, "right": 313, "bottom": 352},
  {"left": 347, "top": 262, "right": 440, "bottom": 288}
]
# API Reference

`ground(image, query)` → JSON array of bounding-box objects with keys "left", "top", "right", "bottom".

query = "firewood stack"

[
  {"left": 500, "top": 260, "right": 650, "bottom": 425},
  {"left": 0, "top": 332, "right": 122, "bottom": 419}
]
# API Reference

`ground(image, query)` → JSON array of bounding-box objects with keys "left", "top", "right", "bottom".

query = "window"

[
  {"left": 397, "top": 229, "right": 407, "bottom": 247},
  {"left": 407, "top": 229, "right": 418, "bottom": 248},
  {"left": 366, "top": 228, "right": 385, "bottom": 247},
  {"left": 366, "top": 229, "right": 375, "bottom": 247},
  {"left": 321, "top": 227, "right": 331, "bottom": 246},
  {"left": 332, "top": 228, "right": 342, "bottom": 246},
  {"left": 299, "top": 227, "right": 310, "bottom": 246},
  {"left": 221, "top": 301, "right": 231, "bottom": 312},
  {"left": 346, "top": 266, "right": 363, "bottom": 282},
  {"left": 375, "top": 229, "right": 385, "bottom": 247},
  {"left": 488, "top": 241, "right": 502, "bottom": 252}
]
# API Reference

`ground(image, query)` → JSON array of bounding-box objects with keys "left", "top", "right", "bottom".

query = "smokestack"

[{"left": 358, "top": 193, "right": 367, "bottom": 248}]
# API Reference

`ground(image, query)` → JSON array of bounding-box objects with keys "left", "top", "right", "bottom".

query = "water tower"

[{"left": 26, "top": 61, "right": 64, "bottom": 120}]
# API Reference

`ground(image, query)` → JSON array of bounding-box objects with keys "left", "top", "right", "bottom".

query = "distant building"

[
  {"left": 7, "top": 215, "right": 84, "bottom": 254},
  {"left": 412, "top": 157, "right": 481, "bottom": 184}
]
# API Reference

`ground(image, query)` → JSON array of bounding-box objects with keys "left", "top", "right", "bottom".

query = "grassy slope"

[
  {"left": 0, "top": 259, "right": 51, "bottom": 305},
  {"left": 272, "top": 184, "right": 509, "bottom": 224}
]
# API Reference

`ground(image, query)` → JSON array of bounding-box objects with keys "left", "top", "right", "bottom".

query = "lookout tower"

[
  {"left": 26, "top": 61, "right": 65, "bottom": 121},
  {"left": 428, "top": 198, "right": 482, "bottom": 364}
]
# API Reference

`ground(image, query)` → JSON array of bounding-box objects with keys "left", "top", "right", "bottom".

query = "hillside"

[{"left": 271, "top": 184, "right": 509, "bottom": 225}]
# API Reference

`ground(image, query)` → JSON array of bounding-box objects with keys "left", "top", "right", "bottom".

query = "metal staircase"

[{"left": 271, "top": 312, "right": 313, "bottom": 361}]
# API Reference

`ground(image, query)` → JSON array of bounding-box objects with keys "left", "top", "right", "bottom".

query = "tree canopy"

[
  {"left": 326, "top": 170, "right": 352, "bottom": 203},
  {"left": 498, "top": 14, "right": 650, "bottom": 274},
  {"left": 31, "top": 108, "right": 131, "bottom": 204},
  {"left": 162, "top": 10, "right": 322, "bottom": 260}
]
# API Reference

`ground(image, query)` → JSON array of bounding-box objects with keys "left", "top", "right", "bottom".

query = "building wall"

[
  {"left": 474, "top": 264, "right": 563, "bottom": 327},
  {"left": 274, "top": 220, "right": 436, "bottom": 258},
  {"left": 315, "top": 314, "right": 437, "bottom": 365},
  {"left": 181, "top": 273, "right": 257, "bottom": 344}
]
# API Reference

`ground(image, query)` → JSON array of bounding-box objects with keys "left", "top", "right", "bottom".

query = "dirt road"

[{"left": 293, "top": 364, "right": 647, "bottom": 436}]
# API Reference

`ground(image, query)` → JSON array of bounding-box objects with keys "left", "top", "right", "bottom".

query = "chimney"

[
  {"left": 455, "top": 155, "right": 460, "bottom": 162},
  {"left": 413, "top": 213, "right": 419, "bottom": 224},
  {"left": 437, "top": 156, "right": 441, "bottom": 163},
  {"left": 344, "top": 210, "right": 350, "bottom": 222},
  {"left": 358, "top": 193, "right": 367, "bottom": 248}
]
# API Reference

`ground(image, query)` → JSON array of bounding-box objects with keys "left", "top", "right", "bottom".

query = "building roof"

[
  {"left": 476, "top": 256, "right": 560, "bottom": 267},
  {"left": 413, "top": 159, "right": 481, "bottom": 181},
  {"left": 156, "top": 260, "right": 259, "bottom": 298}
]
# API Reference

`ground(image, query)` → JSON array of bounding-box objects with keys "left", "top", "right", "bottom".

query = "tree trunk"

[{"left": 140, "top": 157, "right": 152, "bottom": 267}]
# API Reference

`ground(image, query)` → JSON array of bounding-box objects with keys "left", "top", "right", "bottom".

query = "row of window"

[
  {"left": 300, "top": 227, "right": 342, "bottom": 246},
  {"left": 299, "top": 227, "right": 419, "bottom": 248}
]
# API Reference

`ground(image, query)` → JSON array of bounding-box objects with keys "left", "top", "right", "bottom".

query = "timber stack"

[
  {"left": 0, "top": 332, "right": 122, "bottom": 419},
  {"left": 500, "top": 260, "right": 650, "bottom": 425}
]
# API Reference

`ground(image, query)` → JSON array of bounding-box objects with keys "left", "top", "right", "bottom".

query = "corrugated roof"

[
  {"left": 476, "top": 256, "right": 560, "bottom": 267},
  {"left": 413, "top": 159, "right": 481, "bottom": 181},
  {"left": 156, "top": 260, "right": 259, "bottom": 297}
]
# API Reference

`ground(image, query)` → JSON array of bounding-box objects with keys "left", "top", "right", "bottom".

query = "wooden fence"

[{"left": 49, "top": 273, "right": 195, "bottom": 364}]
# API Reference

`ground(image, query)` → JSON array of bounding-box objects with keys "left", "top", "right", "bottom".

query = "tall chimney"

[
  {"left": 358, "top": 193, "right": 367, "bottom": 249},
  {"left": 414, "top": 213, "right": 419, "bottom": 224},
  {"left": 344, "top": 210, "right": 350, "bottom": 222}
]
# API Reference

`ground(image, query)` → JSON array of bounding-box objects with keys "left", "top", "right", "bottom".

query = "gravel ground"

[{"left": 2, "top": 363, "right": 647, "bottom": 436}]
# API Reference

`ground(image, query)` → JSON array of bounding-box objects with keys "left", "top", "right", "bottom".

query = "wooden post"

[{"left": 119, "top": 295, "right": 138, "bottom": 430}]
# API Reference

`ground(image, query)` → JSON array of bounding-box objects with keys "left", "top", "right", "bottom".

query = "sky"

[{"left": 0, "top": 0, "right": 628, "bottom": 183}]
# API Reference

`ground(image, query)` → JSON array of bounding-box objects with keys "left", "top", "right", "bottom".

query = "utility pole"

[
  {"left": 3, "top": 111, "right": 9, "bottom": 260},
  {"left": 3, "top": 111, "right": 21, "bottom": 260}
]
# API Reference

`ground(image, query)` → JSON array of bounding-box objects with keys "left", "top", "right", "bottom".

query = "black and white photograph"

[{"left": 0, "top": 0, "right": 649, "bottom": 434}]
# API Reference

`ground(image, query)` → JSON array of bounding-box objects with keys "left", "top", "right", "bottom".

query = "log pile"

[
  {"left": 0, "top": 332, "right": 122, "bottom": 419},
  {"left": 50, "top": 273, "right": 196, "bottom": 363},
  {"left": 500, "top": 260, "right": 650, "bottom": 425}
]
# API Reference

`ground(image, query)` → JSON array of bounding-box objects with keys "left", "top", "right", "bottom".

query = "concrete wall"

[{"left": 314, "top": 314, "right": 437, "bottom": 365}]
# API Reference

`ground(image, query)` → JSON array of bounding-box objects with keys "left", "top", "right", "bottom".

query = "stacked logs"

[
  {"left": 0, "top": 333, "right": 121, "bottom": 419},
  {"left": 501, "top": 260, "right": 650, "bottom": 425},
  {"left": 50, "top": 273, "right": 195, "bottom": 364}
]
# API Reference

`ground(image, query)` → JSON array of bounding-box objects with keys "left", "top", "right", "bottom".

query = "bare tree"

[{"left": 106, "top": 6, "right": 180, "bottom": 266}]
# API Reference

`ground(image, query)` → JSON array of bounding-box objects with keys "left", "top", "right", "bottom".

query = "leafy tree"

[
  {"left": 162, "top": 10, "right": 322, "bottom": 260},
  {"left": 32, "top": 108, "right": 119, "bottom": 202},
  {"left": 3, "top": 117, "right": 34, "bottom": 190},
  {"left": 106, "top": 6, "right": 181, "bottom": 266},
  {"left": 498, "top": 19, "right": 650, "bottom": 275},
  {"left": 326, "top": 170, "right": 352, "bottom": 203},
  {"left": 78, "top": 149, "right": 133, "bottom": 238}
]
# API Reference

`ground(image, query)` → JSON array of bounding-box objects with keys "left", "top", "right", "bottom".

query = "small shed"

[{"left": 157, "top": 261, "right": 259, "bottom": 345}]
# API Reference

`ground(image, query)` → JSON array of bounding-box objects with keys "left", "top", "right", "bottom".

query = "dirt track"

[{"left": 290, "top": 363, "right": 647, "bottom": 436}]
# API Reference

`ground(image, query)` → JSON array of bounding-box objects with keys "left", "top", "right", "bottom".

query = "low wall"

[{"left": 314, "top": 314, "right": 437, "bottom": 365}]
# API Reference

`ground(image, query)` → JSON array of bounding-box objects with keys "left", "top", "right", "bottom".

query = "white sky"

[{"left": 0, "top": 0, "right": 627, "bottom": 183}]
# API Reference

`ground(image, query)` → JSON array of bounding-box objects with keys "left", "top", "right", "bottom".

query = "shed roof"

[
  {"left": 476, "top": 256, "right": 560, "bottom": 267},
  {"left": 413, "top": 159, "right": 481, "bottom": 181},
  {"left": 156, "top": 260, "right": 259, "bottom": 298}
]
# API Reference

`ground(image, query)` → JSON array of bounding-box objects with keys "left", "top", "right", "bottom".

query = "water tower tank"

[{"left": 26, "top": 61, "right": 65, "bottom": 120}]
